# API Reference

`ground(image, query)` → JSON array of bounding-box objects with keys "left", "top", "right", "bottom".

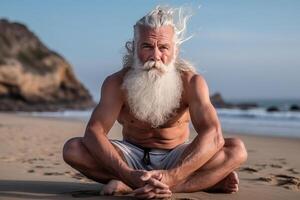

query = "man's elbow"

[
  {"left": 82, "top": 123, "right": 105, "bottom": 147},
  {"left": 214, "top": 126, "right": 225, "bottom": 150}
]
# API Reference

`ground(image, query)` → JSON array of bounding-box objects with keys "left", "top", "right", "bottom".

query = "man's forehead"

[{"left": 138, "top": 25, "right": 174, "bottom": 42}]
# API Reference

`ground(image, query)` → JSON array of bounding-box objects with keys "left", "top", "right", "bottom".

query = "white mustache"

[{"left": 142, "top": 60, "right": 167, "bottom": 73}]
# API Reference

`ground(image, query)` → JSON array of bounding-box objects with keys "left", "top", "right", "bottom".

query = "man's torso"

[{"left": 113, "top": 68, "right": 195, "bottom": 149}]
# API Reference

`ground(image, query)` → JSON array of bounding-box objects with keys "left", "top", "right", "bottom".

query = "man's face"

[{"left": 136, "top": 25, "right": 176, "bottom": 65}]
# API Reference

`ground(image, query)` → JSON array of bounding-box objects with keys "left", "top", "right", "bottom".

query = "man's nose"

[{"left": 151, "top": 46, "right": 161, "bottom": 61}]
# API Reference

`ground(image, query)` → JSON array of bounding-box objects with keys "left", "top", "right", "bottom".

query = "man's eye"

[
  {"left": 142, "top": 45, "right": 152, "bottom": 49},
  {"left": 160, "top": 46, "right": 169, "bottom": 50}
]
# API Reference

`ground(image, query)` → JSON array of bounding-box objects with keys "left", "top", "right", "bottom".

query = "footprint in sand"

[
  {"left": 64, "top": 171, "right": 72, "bottom": 175},
  {"left": 44, "top": 172, "right": 64, "bottom": 176},
  {"left": 270, "top": 164, "right": 283, "bottom": 169},
  {"left": 25, "top": 158, "right": 38, "bottom": 164},
  {"left": 287, "top": 168, "right": 300, "bottom": 175},
  {"left": 53, "top": 162, "right": 60, "bottom": 165},
  {"left": 0, "top": 156, "right": 16, "bottom": 162},
  {"left": 272, "top": 158, "right": 287, "bottom": 165},
  {"left": 255, "top": 164, "right": 267, "bottom": 169},
  {"left": 35, "top": 165, "right": 45, "bottom": 169},
  {"left": 239, "top": 166, "right": 260, "bottom": 173},
  {"left": 27, "top": 169, "right": 35, "bottom": 173},
  {"left": 240, "top": 164, "right": 271, "bottom": 173},
  {"left": 35, "top": 165, "right": 52, "bottom": 169},
  {"left": 258, "top": 174, "right": 300, "bottom": 191},
  {"left": 272, "top": 158, "right": 285, "bottom": 161}
]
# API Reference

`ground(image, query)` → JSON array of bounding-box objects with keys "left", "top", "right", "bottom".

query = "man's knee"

[
  {"left": 225, "top": 138, "right": 248, "bottom": 165},
  {"left": 63, "top": 137, "right": 83, "bottom": 165}
]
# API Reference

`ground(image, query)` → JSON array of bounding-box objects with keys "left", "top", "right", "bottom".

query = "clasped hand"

[{"left": 128, "top": 170, "right": 173, "bottom": 199}]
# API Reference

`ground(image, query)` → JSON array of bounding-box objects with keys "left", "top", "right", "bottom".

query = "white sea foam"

[
  {"left": 21, "top": 109, "right": 93, "bottom": 121},
  {"left": 217, "top": 108, "right": 300, "bottom": 121},
  {"left": 217, "top": 108, "right": 300, "bottom": 138}
]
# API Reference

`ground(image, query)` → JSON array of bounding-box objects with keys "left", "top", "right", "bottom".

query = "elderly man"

[{"left": 63, "top": 6, "right": 247, "bottom": 199}]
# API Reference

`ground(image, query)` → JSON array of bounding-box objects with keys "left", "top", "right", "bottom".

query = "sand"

[{"left": 0, "top": 113, "right": 299, "bottom": 200}]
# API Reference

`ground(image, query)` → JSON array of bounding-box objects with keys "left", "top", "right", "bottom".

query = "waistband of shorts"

[{"left": 123, "top": 139, "right": 171, "bottom": 154}]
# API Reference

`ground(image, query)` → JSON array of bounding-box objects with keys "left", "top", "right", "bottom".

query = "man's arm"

[
  {"left": 167, "top": 74, "right": 225, "bottom": 184},
  {"left": 81, "top": 75, "right": 132, "bottom": 182}
]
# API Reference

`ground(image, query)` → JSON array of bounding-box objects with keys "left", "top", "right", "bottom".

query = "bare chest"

[{"left": 117, "top": 101, "right": 190, "bottom": 130}]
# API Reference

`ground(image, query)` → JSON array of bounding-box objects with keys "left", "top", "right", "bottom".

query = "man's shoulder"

[
  {"left": 101, "top": 68, "right": 129, "bottom": 93},
  {"left": 181, "top": 71, "right": 207, "bottom": 89},
  {"left": 103, "top": 68, "right": 128, "bottom": 87}
]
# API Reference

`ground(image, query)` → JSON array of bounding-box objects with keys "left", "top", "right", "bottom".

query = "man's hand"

[
  {"left": 132, "top": 170, "right": 174, "bottom": 199},
  {"left": 158, "top": 170, "right": 176, "bottom": 188},
  {"left": 134, "top": 184, "right": 172, "bottom": 199},
  {"left": 122, "top": 170, "right": 150, "bottom": 188}
]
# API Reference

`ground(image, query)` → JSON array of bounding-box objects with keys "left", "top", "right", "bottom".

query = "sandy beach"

[{"left": 0, "top": 113, "right": 299, "bottom": 200}]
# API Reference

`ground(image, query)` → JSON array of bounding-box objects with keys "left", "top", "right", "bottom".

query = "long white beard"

[{"left": 122, "top": 57, "right": 183, "bottom": 128}]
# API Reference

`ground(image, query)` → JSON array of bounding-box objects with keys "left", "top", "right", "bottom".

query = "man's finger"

[
  {"left": 153, "top": 188, "right": 172, "bottom": 194},
  {"left": 134, "top": 187, "right": 171, "bottom": 196},
  {"left": 146, "top": 177, "right": 169, "bottom": 189},
  {"left": 133, "top": 184, "right": 153, "bottom": 195},
  {"left": 151, "top": 171, "right": 162, "bottom": 180},
  {"left": 140, "top": 172, "right": 151, "bottom": 181}
]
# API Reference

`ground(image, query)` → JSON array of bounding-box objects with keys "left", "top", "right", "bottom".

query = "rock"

[
  {"left": 266, "top": 106, "right": 280, "bottom": 112},
  {"left": 210, "top": 92, "right": 257, "bottom": 109},
  {"left": 290, "top": 104, "right": 300, "bottom": 112},
  {"left": 210, "top": 92, "right": 233, "bottom": 108},
  {"left": 0, "top": 19, "right": 95, "bottom": 111},
  {"left": 234, "top": 102, "right": 258, "bottom": 110}
]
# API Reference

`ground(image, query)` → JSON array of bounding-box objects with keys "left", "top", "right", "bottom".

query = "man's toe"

[{"left": 227, "top": 184, "right": 238, "bottom": 193}]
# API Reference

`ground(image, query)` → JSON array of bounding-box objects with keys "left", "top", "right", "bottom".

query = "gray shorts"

[{"left": 110, "top": 140, "right": 188, "bottom": 170}]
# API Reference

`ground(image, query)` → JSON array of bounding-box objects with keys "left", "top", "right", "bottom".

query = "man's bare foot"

[
  {"left": 207, "top": 171, "right": 239, "bottom": 193},
  {"left": 101, "top": 179, "right": 133, "bottom": 195}
]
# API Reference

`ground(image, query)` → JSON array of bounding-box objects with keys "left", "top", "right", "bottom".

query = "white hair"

[
  {"left": 134, "top": 5, "right": 192, "bottom": 46},
  {"left": 123, "top": 5, "right": 196, "bottom": 73}
]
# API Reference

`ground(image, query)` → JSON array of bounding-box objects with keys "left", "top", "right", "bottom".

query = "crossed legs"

[
  {"left": 62, "top": 137, "right": 126, "bottom": 183},
  {"left": 63, "top": 137, "right": 247, "bottom": 194},
  {"left": 171, "top": 138, "right": 247, "bottom": 193}
]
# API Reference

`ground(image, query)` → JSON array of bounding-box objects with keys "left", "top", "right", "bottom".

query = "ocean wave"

[
  {"left": 20, "top": 108, "right": 300, "bottom": 138},
  {"left": 217, "top": 108, "right": 300, "bottom": 121},
  {"left": 23, "top": 109, "right": 93, "bottom": 120}
]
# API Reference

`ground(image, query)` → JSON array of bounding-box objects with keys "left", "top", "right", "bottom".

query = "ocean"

[
  {"left": 216, "top": 98, "right": 300, "bottom": 138},
  {"left": 26, "top": 99, "right": 300, "bottom": 139}
]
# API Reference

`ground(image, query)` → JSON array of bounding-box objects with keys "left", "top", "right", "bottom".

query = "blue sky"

[{"left": 1, "top": 0, "right": 300, "bottom": 101}]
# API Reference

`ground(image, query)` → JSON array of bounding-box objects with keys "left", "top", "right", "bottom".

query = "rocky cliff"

[
  {"left": 210, "top": 92, "right": 258, "bottom": 109},
  {"left": 0, "top": 19, "right": 95, "bottom": 111}
]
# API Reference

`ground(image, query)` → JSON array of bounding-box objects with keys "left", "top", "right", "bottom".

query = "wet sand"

[{"left": 0, "top": 113, "right": 299, "bottom": 199}]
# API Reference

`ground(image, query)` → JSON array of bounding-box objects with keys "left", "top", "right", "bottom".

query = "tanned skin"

[{"left": 63, "top": 26, "right": 247, "bottom": 199}]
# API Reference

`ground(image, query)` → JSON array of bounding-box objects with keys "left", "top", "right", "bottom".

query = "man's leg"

[
  {"left": 171, "top": 138, "right": 247, "bottom": 193},
  {"left": 63, "top": 137, "right": 132, "bottom": 194}
]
